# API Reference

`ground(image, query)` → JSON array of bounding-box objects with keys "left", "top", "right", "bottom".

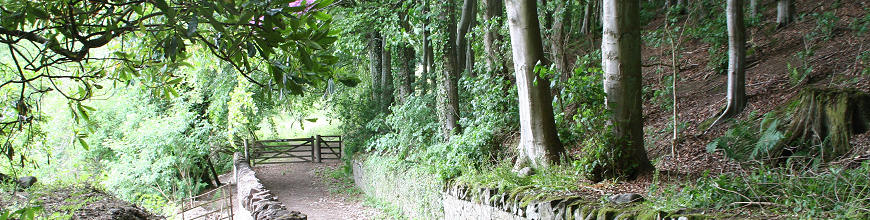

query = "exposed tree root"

[{"left": 775, "top": 88, "right": 870, "bottom": 162}]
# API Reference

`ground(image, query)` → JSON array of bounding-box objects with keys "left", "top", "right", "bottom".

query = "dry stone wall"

[
  {"left": 233, "top": 153, "right": 307, "bottom": 220},
  {"left": 351, "top": 157, "right": 444, "bottom": 219},
  {"left": 353, "top": 155, "right": 710, "bottom": 220}
]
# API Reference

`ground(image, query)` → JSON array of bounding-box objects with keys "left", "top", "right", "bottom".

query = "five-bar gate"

[{"left": 245, "top": 135, "right": 343, "bottom": 165}]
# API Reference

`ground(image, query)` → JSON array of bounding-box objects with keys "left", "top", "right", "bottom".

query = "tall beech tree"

[
  {"left": 420, "top": 0, "right": 434, "bottom": 93},
  {"left": 397, "top": 44, "right": 415, "bottom": 101},
  {"left": 580, "top": 0, "right": 595, "bottom": 34},
  {"left": 483, "top": 0, "right": 504, "bottom": 74},
  {"left": 709, "top": 0, "right": 747, "bottom": 129},
  {"left": 457, "top": 0, "right": 477, "bottom": 76},
  {"left": 599, "top": 0, "right": 653, "bottom": 179},
  {"left": 440, "top": 0, "right": 463, "bottom": 136},
  {"left": 750, "top": 0, "right": 759, "bottom": 18},
  {"left": 381, "top": 43, "right": 394, "bottom": 111},
  {"left": 777, "top": 0, "right": 794, "bottom": 27},
  {"left": 505, "top": 0, "right": 564, "bottom": 168},
  {"left": 368, "top": 32, "right": 384, "bottom": 103},
  {"left": 549, "top": 0, "right": 571, "bottom": 89}
]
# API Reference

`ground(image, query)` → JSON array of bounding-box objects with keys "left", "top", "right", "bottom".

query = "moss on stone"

[{"left": 596, "top": 208, "right": 618, "bottom": 220}]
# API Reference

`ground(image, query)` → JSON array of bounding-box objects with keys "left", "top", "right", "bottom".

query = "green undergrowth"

[
  {"left": 314, "top": 165, "right": 361, "bottom": 196},
  {"left": 352, "top": 154, "right": 443, "bottom": 219},
  {"left": 453, "top": 159, "right": 592, "bottom": 205},
  {"left": 362, "top": 196, "right": 406, "bottom": 220},
  {"left": 312, "top": 165, "right": 405, "bottom": 219},
  {"left": 650, "top": 161, "right": 870, "bottom": 218}
]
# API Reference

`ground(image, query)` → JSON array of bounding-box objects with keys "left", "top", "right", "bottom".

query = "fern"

[{"left": 706, "top": 113, "right": 784, "bottom": 162}]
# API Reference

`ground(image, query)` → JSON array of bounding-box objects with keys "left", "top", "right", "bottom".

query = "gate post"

[
  {"left": 314, "top": 135, "right": 322, "bottom": 163},
  {"left": 244, "top": 139, "right": 251, "bottom": 166}
]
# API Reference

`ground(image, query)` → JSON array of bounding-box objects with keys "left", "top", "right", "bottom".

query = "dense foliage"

[{"left": 2, "top": 0, "right": 869, "bottom": 218}]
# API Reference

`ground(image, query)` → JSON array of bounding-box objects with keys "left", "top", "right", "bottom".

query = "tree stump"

[{"left": 779, "top": 88, "right": 870, "bottom": 162}]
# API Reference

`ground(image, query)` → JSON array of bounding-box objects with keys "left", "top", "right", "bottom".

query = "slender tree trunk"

[
  {"left": 457, "top": 0, "right": 477, "bottom": 75},
  {"left": 483, "top": 0, "right": 504, "bottom": 74},
  {"left": 551, "top": 0, "right": 570, "bottom": 84},
  {"left": 424, "top": 35, "right": 434, "bottom": 93},
  {"left": 777, "top": 0, "right": 793, "bottom": 28},
  {"left": 382, "top": 42, "right": 394, "bottom": 111},
  {"left": 422, "top": 32, "right": 429, "bottom": 91},
  {"left": 206, "top": 155, "right": 221, "bottom": 186},
  {"left": 724, "top": 0, "right": 748, "bottom": 118},
  {"left": 441, "top": 0, "right": 462, "bottom": 137},
  {"left": 600, "top": 0, "right": 653, "bottom": 180},
  {"left": 467, "top": 37, "right": 476, "bottom": 77},
  {"left": 368, "top": 32, "right": 383, "bottom": 103},
  {"left": 581, "top": 0, "right": 592, "bottom": 34},
  {"left": 506, "top": 0, "right": 564, "bottom": 169},
  {"left": 550, "top": 0, "right": 570, "bottom": 112},
  {"left": 466, "top": 11, "right": 477, "bottom": 77},
  {"left": 750, "top": 0, "right": 759, "bottom": 18},
  {"left": 422, "top": 1, "right": 432, "bottom": 93},
  {"left": 398, "top": 43, "right": 415, "bottom": 101}
]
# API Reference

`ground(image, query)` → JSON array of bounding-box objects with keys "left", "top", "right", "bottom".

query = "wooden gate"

[
  {"left": 178, "top": 184, "right": 233, "bottom": 220},
  {"left": 315, "top": 135, "right": 343, "bottom": 162},
  {"left": 245, "top": 135, "right": 343, "bottom": 165}
]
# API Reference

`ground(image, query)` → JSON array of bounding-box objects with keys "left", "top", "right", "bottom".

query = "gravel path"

[{"left": 253, "top": 162, "right": 380, "bottom": 220}]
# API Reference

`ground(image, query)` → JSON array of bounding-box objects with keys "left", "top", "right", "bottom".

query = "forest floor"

[
  {"left": 537, "top": 2, "right": 870, "bottom": 215},
  {"left": 585, "top": 0, "right": 870, "bottom": 193},
  {"left": 251, "top": 162, "right": 381, "bottom": 220}
]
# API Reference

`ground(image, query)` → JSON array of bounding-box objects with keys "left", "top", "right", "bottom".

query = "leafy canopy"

[{"left": 0, "top": 0, "right": 355, "bottom": 167}]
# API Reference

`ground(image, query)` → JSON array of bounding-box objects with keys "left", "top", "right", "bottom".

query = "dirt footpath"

[{"left": 253, "top": 162, "right": 380, "bottom": 220}]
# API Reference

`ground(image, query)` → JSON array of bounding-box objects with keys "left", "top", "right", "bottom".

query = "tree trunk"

[
  {"left": 398, "top": 43, "right": 415, "bottom": 101},
  {"left": 483, "top": 0, "right": 504, "bottom": 74},
  {"left": 723, "top": 0, "right": 747, "bottom": 119},
  {"left": 750, "top": 0, "right": 758, "bottom": 18},
  {"left": 457, "top": 0, "right": 477, "bottom": 75},
  {"left": 368, "top": 32, "right": 383, "bottom": 103},
  {"left": 422, "top": 1, "right": 432, "bottom": 93},
  {"left": 441, "top": 0, "right": 462, "bottom": 137},
  {"left": 581, "top": 0, "right": 592, "bottom": 34},
  {"left": 505, "top": 0, "right": 565, "bottom": 169},
  {"left": 424, "top": 34, "right": 434, "bottom": 93},
  {"left": 777, "top": 0, "right": 793, "bottom": 28},
  {"left": 206, "top": 155, "right": 221, "bottom": 186},
  {"left": 467, "top": 37, "right": 476, "bottom": 77},
  {"left": 550, "top": 0, "right": 570, "bottom": 85},
  {"left": 381, "top": 43, "right": 394, "bottom": 111},
  {"left": 600, "top": 0, "right": 653, "bottom": 180}
]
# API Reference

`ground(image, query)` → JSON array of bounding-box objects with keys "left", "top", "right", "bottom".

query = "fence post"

[
  {"left": 310, "top": 136, "right": 315, "bottom": 162},
  {"left": 180, "top": 200, "right": 185, "bottom": 220},
  {"left": 339, "top": 136, "right": 343, "bottom": 159},
  {"left": 314, "top": 135, "right": 322, "bottom": 163},
  {"left": 244, "top": 139, "right": 251, "bottom": 166}
]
